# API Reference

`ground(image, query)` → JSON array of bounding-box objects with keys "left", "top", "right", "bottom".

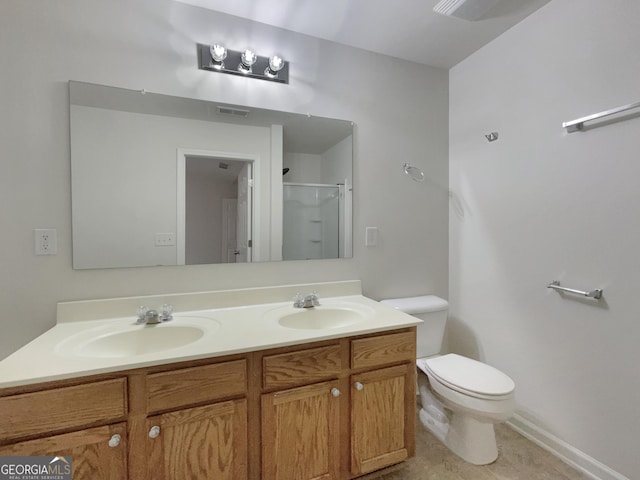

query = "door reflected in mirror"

[
  {"left": 69, "top": 81, "right": 353, "bottom": 269},
  {"left": 183, "top": 155, "right": 252, "bottom": 265}
]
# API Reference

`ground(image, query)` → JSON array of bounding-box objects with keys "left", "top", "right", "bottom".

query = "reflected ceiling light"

[
  {"left": 196, "top": 43, "right": 289, "bottom": 84},
  {"left": 209, "top": 43, "right": 227, "bottom": 69},
  {"left": 265, "top": 55, "right": 285, "bottom": 78}
]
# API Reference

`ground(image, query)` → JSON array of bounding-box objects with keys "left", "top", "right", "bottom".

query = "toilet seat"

[{"left": 418, "top": 354, "right": 515, "bottom": 400}]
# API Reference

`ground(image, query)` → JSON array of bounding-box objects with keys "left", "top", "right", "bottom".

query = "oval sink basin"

[
  {"left": 56, "top": 316, "right": 219, "bottom": 359},
  {"left": 266, "top": 303, "right": 374, "bottom": 330},
  {"left": 74, "top": 325, "right": 205, "bottom": 358}
]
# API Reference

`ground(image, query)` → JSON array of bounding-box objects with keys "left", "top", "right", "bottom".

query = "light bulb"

[
  {"left": 210, "top": 43, "right": 227, "bottom": 69},
  {"left": 238, "top": 49, "right": 257, "bottom": 74},
  {"left": 265, "top": 55, "right": 285, "bottom": 78},
  {"left": 241, "top": 49, "right": 257, "bottom": 66},
  {"left": 210, "top": 44, "right": 227, "bottom": 61}
]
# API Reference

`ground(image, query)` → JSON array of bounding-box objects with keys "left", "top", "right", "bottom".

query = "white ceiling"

[{"left": 176, "top": 0, "right": 551, "bottom": 69}]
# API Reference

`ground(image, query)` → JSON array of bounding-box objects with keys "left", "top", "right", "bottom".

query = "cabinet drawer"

[
  {"left": 351, "top": 331, "right": 415, "bottom": 369},
  {"left": 147, "top": 359, "right": 246, "bottom": 413},
  {"left": 0, "top": 378, "right": 127, "bottom": 442},
  {"left": 263, "top": 344, "right": 342, "bottom": 389},
  {"left": 0, "top": 423, "right": 127, "bottom": 479}
]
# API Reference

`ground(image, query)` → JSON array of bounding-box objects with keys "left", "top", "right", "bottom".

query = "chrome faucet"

[
  {"left": 293, "top": 292, "right": 320, "bottom": 309},
  {"left": 143, "top": 309, "right": 161, "bottom": 324},
  {"left": 137, "top": 304, "right": 173, "bottom": 324}
]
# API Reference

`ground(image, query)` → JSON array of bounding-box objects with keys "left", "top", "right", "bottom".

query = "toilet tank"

[{"left": 381, "top": 295, "right": 449, "bottom": 358}]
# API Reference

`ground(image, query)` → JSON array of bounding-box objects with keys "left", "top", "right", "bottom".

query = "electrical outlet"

[
  {"left": 155, "top": 233, "right": 176, "bottom": 246},
  {"left": 35, "top": 228, "right": 58, "bottom": 255}
]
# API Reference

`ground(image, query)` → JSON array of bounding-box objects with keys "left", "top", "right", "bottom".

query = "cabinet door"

[
  {"left": 0, "top": 423, "right": 127, "bottom": 480},
  {"left": 351, "top": 364, "right": 410, "bottom": 476},
  {"left": 146, "top": 399, "right": 247, "bottom": 480},
  {"left": 262, "top": 380, "right": 340, "bottom": 480}
]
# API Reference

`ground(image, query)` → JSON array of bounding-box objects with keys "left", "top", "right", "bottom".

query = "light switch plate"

[{"left": 365, "top": 227, "right": 378, "bottom": 247}]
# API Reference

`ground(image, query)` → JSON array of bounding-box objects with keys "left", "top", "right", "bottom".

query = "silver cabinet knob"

[
  {"left": 108, "top": 434, "right": 121, "bottom": 448},
  {"left": 148, "top": 425, "right": 161, "bottom": 439},
  {"left": 354, "top": 381, "right": 364, "bottom": 391},
  {"left": 331, "top": 387, "right": 341, "bottom": 398}
]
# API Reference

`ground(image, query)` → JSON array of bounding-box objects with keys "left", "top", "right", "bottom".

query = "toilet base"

[
  {"left": 419, "top": 375, "right": 501, "bottom": 465},
  {"left": 419, "top": 407, "right": 448, "bottom": 442},
  {"left": 446, "top": 411, "right": 498, "bottom": 465},
  {"left": 419, "top": 406, "right": 499, "bottom": 465}
]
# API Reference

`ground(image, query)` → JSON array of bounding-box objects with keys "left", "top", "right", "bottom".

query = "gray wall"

[
  {"left": 0, "top": 0, "right": 449, "bottom": 359},
  {"left": 450, "top": 1, "right": 639, "bottom": 478}
]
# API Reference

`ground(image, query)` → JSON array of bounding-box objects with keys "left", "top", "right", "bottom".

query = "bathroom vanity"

[{"left": 0, "top": 281, "right": 419, "bottom": 480}]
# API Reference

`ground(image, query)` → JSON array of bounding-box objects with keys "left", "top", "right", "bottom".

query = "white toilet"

[{"left": 381, "top": 295, "right": 515, "bottom": 465}]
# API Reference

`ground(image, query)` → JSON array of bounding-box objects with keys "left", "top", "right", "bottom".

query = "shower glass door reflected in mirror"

[{"left": 283, "top": 183, "right": 348, "bottom": 260}]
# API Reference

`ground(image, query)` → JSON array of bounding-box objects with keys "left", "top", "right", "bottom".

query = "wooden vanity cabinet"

[
  {"left": 350, "top": 331, "right": 416, "bottom": 477},
  {"left": 261, "top": 344, "right": 344, "bottom": 480},
  {"left": 350, "top": 365, "right": 411, "bottom": 476},
  {"left": 133, "top": 359, "right": 249, "bottom": 480},
  {"left": 0, "top": 378, "right": 129, "bottom": 480},
  {"left": 0, "top": 359, "right": 249, "bottom": 480},
  {"left": 0, "top": 327, "right": 415, "bottom": 480},
  {"left": 262, "top": 380, "right": 341, "bottom": 480},
  {"left": 0, "top": 423, "right": 128, "bottom": 480},
  {"left": 258, "top": 329, "right": 416, "bottom": 480},
  {"left": 146, "top": 399, "right": 247, "bottom": 480}
]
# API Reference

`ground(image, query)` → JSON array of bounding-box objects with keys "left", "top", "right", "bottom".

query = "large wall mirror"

[{"left": 69, "top": 81, "right": 353, "bottom": 269}]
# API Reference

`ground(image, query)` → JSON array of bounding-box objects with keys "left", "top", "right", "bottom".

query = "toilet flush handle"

[{"left": 354, "top": 382, "right": 364, "bottom": 391}]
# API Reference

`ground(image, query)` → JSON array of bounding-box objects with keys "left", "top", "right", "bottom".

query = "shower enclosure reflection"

[{"left": 283, "top": 183, "right": 351, "bottom": 260}]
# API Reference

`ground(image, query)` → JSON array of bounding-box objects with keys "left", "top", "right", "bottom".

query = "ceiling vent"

[
  {"left": 433, "top": 0, "right": 500, "bottom": 21},
  {"left": 216, "top": 106, "right": 250, "bottom": 117}
]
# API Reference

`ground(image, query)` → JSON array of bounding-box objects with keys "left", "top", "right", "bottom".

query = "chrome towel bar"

[
  {"left": 547, "top": 280, "right": 602, "bottom": 300},
  {"left": 563, "top": 100, "right": 640, "bottom": 132}
]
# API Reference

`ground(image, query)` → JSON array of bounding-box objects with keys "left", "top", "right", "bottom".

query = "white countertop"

[{"left": 0, "top": 282, "right": 420, "bottom": 389}]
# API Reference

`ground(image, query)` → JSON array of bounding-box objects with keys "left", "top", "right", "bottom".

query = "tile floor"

[{"left": 360, "top": 414, "right": 593, "bottom": 480}]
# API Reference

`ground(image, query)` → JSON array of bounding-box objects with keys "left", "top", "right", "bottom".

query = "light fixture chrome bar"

[
  {"left": 547, "top": 280, "right": 602, "bottom": 300},
  {"left": 196, "top": 44, "right": 289, "bottom": 84},
  {"left": 562, "top": 100, "right": 640, "bottom": 132}
]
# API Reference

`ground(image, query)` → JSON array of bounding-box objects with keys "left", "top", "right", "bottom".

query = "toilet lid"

[{"left": 424, "top": 354, "right": 515, "bottom": 397}]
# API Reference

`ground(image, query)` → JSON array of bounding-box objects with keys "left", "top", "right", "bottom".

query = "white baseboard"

[{"left": 507, "top": 413, "right": 629, "bottom": 480}]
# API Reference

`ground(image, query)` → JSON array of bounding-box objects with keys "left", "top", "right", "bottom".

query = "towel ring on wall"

[{"left": 403, "top": 163, "right": 425, "bottom": 182}]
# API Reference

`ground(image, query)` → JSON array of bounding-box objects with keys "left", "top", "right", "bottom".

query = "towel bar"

[
  {"left": 563, "top": 100, "right": 640, "bottom": 132},
  {"left": 547, "top": 280, "right": 602, "bottom": 300}
]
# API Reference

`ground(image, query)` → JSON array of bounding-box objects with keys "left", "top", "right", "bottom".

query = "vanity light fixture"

[{"left": 197, "top": 43, "right": 289, "bottom": 84}]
